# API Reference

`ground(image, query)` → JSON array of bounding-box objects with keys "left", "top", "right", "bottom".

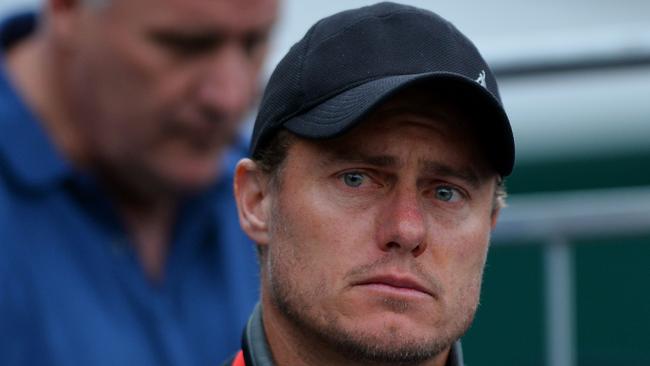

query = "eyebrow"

[
  {"left": 148, "top": 30, "right": 222, "bottom": 49},
  {"left": 319, "top": 148, "right": 481, "bottom": 187},
  {"left": 148, "top": 21, "right": 274, "bottom": 41},
  {"left": 420, "top": 160, "right": 481, "bottom": 188},
  {"left": 319, "top": 149, "right": 398, "bottom": 168}
]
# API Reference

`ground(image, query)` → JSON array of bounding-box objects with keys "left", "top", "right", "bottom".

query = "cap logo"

[{"left": 475, "top": 70, "right": 487, "bottom": 88}]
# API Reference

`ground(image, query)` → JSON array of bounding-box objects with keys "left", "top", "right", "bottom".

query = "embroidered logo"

[{"left": 475, "top": 70, "right": 487, "bottom": 88}]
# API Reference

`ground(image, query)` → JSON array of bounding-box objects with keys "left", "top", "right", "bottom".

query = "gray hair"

[{"left": 83, "top": 0, "right": 110, "bottom": 9}]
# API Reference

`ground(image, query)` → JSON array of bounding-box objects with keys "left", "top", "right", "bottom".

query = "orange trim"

[{"left": 231, "top": 350, "right": 246, "bottom": 366}]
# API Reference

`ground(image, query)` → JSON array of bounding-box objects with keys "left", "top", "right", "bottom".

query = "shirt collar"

[
  {"left": 241, "top": 304, "right": 274, "bottom": 366},
  {"left": 0, "top": 12, "right": 73, "bottom": 191},
  {"left": 241, "top": 303, "right": 465, "bottom": 366}
]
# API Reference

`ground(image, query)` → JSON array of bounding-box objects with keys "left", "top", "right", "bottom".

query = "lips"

[{"left": 353, "top": 274, "right": 435, "bottom": 298}]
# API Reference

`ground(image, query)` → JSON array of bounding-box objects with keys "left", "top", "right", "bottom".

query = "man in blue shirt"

[{"left": 0, "top": 0, "right": 278, "bottom": 365}]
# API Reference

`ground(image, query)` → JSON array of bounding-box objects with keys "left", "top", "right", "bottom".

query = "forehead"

[{"left": 104, "top": 0, "right": 279, "bottom": 32}]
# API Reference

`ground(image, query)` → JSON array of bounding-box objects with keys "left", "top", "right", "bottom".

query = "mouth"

[{"left": 352, "top": 274, "right": 435, "bottom": 299}]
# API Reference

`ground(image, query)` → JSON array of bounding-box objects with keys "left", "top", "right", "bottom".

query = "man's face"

[
  {"left": 260, "top": 98, "right": 500, "bottom": 363},
  {"left": 62, "top": 0, "right": 278, "bottom": 194}
]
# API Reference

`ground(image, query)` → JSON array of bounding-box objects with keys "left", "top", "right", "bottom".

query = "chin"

[
  {"left": 353, "top": 310, "right": 434, "bottom": 336},
  {"left": 320, "top": 315, "right": 454, "bottom": 365}
]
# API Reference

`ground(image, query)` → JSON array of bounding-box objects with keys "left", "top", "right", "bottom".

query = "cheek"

[
  {"left": 269, "top": 187, "right": 364, "bottom": 281},
  {"left": 450, "top": 226, "right": 490, "bottom": 275},
  {"left": 73, "top": 41, "right": 160, "bottom": 124},
  {"left": 427, "top": 226, "right": 489, "bottom": 332},
  {"left": 91, "top": 28, "right": 174, "bottom": 116},
  {"left": 451, "top": 236, "right": 488, "bottom": 288},
  {"left": 431, "top": 214, "right": 491, "bottom": 293}
]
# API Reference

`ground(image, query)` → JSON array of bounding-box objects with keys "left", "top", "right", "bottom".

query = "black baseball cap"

[{"left": 251, "top": 2, "right": 515, "bottom": 176}]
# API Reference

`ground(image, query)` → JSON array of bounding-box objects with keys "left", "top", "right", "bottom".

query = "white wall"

[{"left": 0, "top": 0, "right": 41, "bottom": 16}]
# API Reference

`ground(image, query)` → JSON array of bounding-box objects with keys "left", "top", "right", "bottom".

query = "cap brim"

[{"left": 283, "top": 72, "right": 515, "bottom": 176}]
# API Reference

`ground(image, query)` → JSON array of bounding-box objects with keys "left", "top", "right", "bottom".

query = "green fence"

[{"left": 463, "top": 150, "right": 650, "bottom": 366}]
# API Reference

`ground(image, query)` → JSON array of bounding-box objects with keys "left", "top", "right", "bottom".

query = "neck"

[
  {"left": 118, "top": 195, "right": 178, "bottom": 281},
  {"left": 260, "top": 295, "right": 450, "bottom": 366}
]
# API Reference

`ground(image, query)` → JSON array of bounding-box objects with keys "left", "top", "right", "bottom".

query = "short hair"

[{"left": 252, "top": 129, "right": 293, "bottom": 186}]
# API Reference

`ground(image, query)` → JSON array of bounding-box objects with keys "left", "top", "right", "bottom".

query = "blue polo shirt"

[{"left": 0, "top": 13, "right": 259, "bottom": 366}]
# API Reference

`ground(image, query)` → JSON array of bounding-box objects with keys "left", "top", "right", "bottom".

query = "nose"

[
  {"left": 196, "top": 44, "right": 257, "bottom": 120},
  {"left": 377, "top": 186, "right": 428, "bottom": 257}
]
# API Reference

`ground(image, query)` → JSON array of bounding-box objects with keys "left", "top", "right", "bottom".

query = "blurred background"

[{"left": 2, "top": 0, "right": 649, "bottom": 365}]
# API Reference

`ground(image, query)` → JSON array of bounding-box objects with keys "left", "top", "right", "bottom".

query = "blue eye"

[
  {"left": 435, "top": 186, "right": 459, "bottom": 202},
  {"left": 342, "top": 172, "right": 365, "bottom": 187}
]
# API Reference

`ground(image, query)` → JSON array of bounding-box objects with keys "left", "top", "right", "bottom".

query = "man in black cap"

[{"left": 229, "top": 2, "right": 515, "bottom": 365}]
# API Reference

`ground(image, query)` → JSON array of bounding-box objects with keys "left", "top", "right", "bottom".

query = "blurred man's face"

[
  {"left": 258, "top": 97, "right": 500, "bottom": 364},
  {"left": 63, "top": 0, "right": 278, "bottom": 194}
]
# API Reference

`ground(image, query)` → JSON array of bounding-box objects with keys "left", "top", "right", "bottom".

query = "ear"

[
  {"left": 234, "top": 158, "right": 272, "bottom": 246},
  {"left": 490, "top": 206, "right": 501, "bottom": 231}
]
